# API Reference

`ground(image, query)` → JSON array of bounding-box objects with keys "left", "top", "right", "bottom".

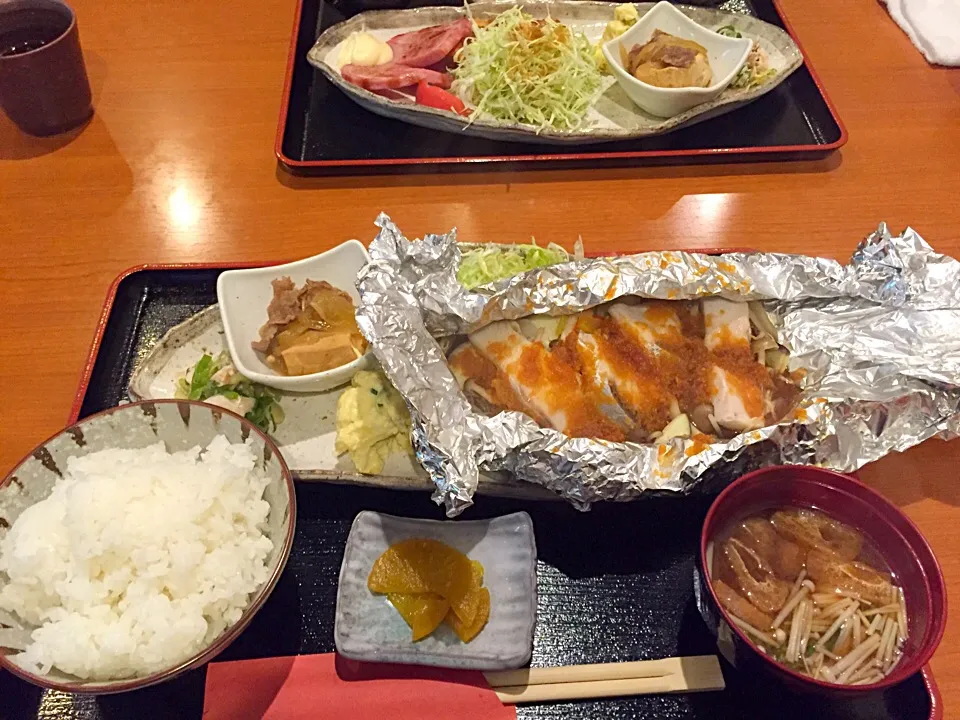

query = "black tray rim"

[
  {"left": 272, "top": 0, "right": 849, "bottom": 171},
  {"left": 66, "top": 262, "right": 942, "bottom": 720}
]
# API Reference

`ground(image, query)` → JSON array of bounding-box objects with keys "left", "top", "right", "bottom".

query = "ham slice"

[
  {"left": 386, "top": 17, "right": 473, "bottom": 68},
  {"left": 341, "top": 63, "right": 452, "bottom": 91}
]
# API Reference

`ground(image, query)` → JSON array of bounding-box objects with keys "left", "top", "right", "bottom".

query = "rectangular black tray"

[
  {"left": 275, "top": 0, "right": 847, "bottom": 174},
  {"left": 5, "top": 266, "right": 939, "bottom": 720}
]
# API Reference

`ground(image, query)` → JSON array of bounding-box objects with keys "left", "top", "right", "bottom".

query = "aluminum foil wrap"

[{"left": 356, "top": 214, "right": 960, "bottom": 516}]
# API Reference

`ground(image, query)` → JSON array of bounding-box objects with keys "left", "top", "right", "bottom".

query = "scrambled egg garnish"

[
  {"left": 336, "top": 370, "right": 412, "bottom": 475},
  {"left": 595, "top": 4, "right": 639, "bottom": 73}
]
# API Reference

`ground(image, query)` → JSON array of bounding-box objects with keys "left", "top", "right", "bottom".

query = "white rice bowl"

[{"left": 0, "top": 436, "right": 274, "bottom": 681}]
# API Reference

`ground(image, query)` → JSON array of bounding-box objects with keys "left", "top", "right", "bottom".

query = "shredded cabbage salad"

[
  {"left": 452, "top": 7, "right": 602, "bottom": 132},
  {"left": 458, "top": 242, "right": 570, "bottom": 289}
]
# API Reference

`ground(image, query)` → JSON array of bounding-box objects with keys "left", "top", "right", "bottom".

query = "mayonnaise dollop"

[{"left": 336, "top": 31, "right": 393, "bottom": 69}]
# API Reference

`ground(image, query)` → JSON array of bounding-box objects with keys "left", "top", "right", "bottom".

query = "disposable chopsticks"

[{"left": 483, "top": 655, "right": 725, "bottom": 704}]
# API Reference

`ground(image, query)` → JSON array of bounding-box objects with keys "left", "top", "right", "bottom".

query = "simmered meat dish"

[
  {"left": 252, "top": 277, "right": 367, "bottom": 376},
  {"left": 621, "top": 30, "right": 713, "bottom": 88}
]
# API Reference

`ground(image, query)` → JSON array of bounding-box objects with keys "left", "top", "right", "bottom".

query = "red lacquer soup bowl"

[{"left": 695, "top": 465, "right": 946, "bottom": 696}]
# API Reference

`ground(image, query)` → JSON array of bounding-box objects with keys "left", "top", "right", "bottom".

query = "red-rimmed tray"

[
  {"left": 5, "top": 261, "right": 939, "bottom": 720},
  {"left": 274, "top": 0, "right": 847, "bottom": 175}
]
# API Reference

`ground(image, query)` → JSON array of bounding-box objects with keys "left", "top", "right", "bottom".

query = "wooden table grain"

[{"left": 1, "top": 0, "right": 958, "bottom": 713}]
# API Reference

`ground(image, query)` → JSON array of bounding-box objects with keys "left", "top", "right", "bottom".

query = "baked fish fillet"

[
  {"left": 573, "top": 312, "right": 680, "bottom": 438},
  {"left": 702, "top": 298, "right": 751, "bottom": 352},
  {"left": 468, "top": 320, "right": 629, "bottom": 441},
  {"left": 448, "top": 342, "right": 548, "bottom": 425},
  {"left": 609, "top": 299, "right": 769, "bottom": 432},
  {"left": 702, "top": 298, "right": 770, "bottom": 430}
]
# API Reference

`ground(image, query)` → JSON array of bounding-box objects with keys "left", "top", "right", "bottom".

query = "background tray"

[
  {"left": 275, "top": 0, "right": 847, "bottom": 174},
  {"left": 4, "top": 266, "right": 940, "bottom": 719}
]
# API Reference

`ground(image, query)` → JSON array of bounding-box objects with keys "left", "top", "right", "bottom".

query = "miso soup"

[{"left": 708, "top": 507, "right": 907, "bottom": 686}]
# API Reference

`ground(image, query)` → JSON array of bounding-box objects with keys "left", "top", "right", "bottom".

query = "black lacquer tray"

[
  {"left": 274, "top": 0, "right": 847, "bottom": 174},
  {"left": 2, "top": 266, "right": 940, "bottom": 720}
]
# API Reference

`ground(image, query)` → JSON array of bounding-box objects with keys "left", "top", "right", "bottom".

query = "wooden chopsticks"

[{"left": 483, "top": 655, "right": 725, "bottom": 704}]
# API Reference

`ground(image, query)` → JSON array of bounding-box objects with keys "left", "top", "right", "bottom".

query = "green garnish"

[
  {"left": 716, "top": 25, "right": 742, "bottom": 38},
  {"left": 458, "top": 242, "right": 569, "bottom": 289},
  {"left": 175, "top": 351, "right": 284, "bottom": 433},
  {"left": 189, "top": 353, "right": 214, "bottom": 396},
  {"left": 452, "top": 7, "right": 603, "bottom": 132}
]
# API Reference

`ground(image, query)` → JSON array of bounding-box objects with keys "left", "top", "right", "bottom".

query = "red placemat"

[{"left": 202, "top": 653, "right": 516, "bottom": 720}]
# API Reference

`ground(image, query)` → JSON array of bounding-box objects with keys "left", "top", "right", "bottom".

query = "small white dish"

[
  {"left": 602, "top": 1, "right": 752, "bottom": 118},
  {"left": 335, "top": 511, "right": 538, "bottom": 670},
  {"left": 217, "top": 241, "right": 372, "bottom": 393}
]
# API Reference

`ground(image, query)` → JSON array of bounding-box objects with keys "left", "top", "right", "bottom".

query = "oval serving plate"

[
  {"left": 306, "top": 0, "right": 803, "bottom": 145},
  {"left": 126, "top": 301, "right": 557, "bottom": 500}
]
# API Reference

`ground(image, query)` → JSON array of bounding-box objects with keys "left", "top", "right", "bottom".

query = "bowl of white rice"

[{"left": 0, "top": 399, "right": 295, "bottom": 693}]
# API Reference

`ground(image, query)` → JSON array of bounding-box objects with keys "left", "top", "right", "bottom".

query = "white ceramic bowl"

[
  {"left": 602, "top": 1, "right": 752, "bottom": 118},
  {"left": 217, "top": 241, "right": 372, "bottom": 393},
  {"left": 0, "top": 400, "right": 295, "bottom": 694}
]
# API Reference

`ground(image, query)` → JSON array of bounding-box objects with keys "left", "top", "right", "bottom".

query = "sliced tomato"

[{"left": 415, "top": 82, "right": 469, "bottom": 117}]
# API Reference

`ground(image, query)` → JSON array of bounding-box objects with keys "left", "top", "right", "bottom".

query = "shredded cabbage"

[
  {"left": 452, "top": 8, "right": 602, "bottom": 132},
  {"left": 458, "top": 242, "right": 569, "bottom": 289}
]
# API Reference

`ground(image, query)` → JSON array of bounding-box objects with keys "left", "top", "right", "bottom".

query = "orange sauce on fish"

[
  {"left": 641, "top": 301, "right": 683, "bottom": 340},
  {"left": 512, "top": 337, "right": 626, "bottom": 442},
  {"left": 467, "top": 299, "right": 793, "bottom": 439},
  {"left": 452, "top": 344, "right": 531, "bottom": 417},
  {"left": 685, "top": 433, "right": 713, "bottom": 456},
  {"left": 708, "top": 323, "right": 750, "bottom": 351},
  {"left": 607, "top": 301, "right": 771, "bottom": 426},
  {"left": 711, "top": 346, "right": 774, "bottom": 419},
  {"left": 578, "top": 315, "right": 676, "bottom": 434}
]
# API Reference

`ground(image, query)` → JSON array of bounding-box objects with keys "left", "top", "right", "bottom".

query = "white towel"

[{"left": 882, "top": 0, "right": 960, "bottom": 66}]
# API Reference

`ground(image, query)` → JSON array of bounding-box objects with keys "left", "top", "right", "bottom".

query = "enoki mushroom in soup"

[{"left": 708, "top": 508, "right": 907, "bottom": 685}]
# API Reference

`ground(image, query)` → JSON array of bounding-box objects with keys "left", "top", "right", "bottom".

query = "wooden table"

[{"left": 1, "top": 0, "right": 958, "bottom": 712}]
